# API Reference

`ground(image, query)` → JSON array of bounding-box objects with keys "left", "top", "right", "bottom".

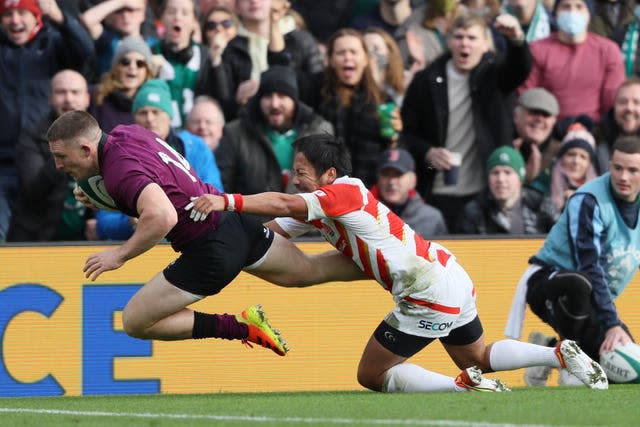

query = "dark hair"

[
  {"left": 47, "top": 110, "right": 101, "bottom": 144},
  {"left": 293, "top": 134, "right": 352, "bottom": 177},
  {"left": 612, "top": 136, "right": 640, "bottom": 155}
]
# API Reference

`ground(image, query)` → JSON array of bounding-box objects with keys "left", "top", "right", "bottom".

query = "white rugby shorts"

[{"left": 384, "top": 260, "right": 478, "bottom": 338}]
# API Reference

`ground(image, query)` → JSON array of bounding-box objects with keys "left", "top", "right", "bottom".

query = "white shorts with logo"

[{"left": 383, "top": 260, "right": 478, "bottom": 338}]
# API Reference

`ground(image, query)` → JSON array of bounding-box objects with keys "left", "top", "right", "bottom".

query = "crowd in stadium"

[{"left": 0, "top": 0, "right": 637, "bottom": 243}]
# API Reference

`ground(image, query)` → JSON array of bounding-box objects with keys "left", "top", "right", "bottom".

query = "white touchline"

[{"left": 0, "top": 408, "right": 577, "bottom": 427}]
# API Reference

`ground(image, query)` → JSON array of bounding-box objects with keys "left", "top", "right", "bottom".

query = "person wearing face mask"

[
  {"left": 596, "top": 78, "right": 640, "bottom": 172},
  {"left": 520, "top": 0, "right": 625, "bottom": 124}
]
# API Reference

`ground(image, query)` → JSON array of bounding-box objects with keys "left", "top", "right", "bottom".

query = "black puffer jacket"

[
  {"left": 216, "top": 99, "right": 333, "bottom": 196},
  {"left": 318, "top": 86, "right": 393, "bottom": 188},
  {"left": 457, "top": 186, "right": 557, "bottom": 235},
  {"left": 0, "top": 12, "right": 94, "bottom": 162}
]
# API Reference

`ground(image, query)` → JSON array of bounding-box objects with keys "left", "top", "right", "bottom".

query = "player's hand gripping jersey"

[{"left": 275, "top": 176, "right": 451, "bottom": 299}]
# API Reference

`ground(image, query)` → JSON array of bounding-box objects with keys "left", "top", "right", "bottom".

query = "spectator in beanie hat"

[
  {"left": 132, "top": 79, "right": 220, "bottom": 189},
  {"left": 458, "top": 146, "right": 557, "bottom": 234},
  {"left": 96, "top": 79, "right": 223, "bottom": 240},
  {"left": 0, "top": 0, "right": 94, "bottom": 242},
  {"left": 370, "top": 147, "right": 449, "bottom": 238},
  {"left": 89, "top": 35, "right": 158, "bottom": 133},
  {"left": 215, "top": 65, "right": 333, "bottom": 220},
  {"left": 548, "top": 123, "right": 598, "bottom": 211},
  {"left": 0, "top": 0, "right": 43, "bottom": 44}
]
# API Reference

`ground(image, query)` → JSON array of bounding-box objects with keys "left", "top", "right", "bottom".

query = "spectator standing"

[
  {"left": 458, "top": 146, "right": 556, "bottom": 235},
  {"left": 200, "top": 5, "right": 239, "bottom": 68},
  {"left": 363, "top": 26, "right": 407, "bottom": 106},
  {"left": 196, "top": 0, "right": 324, "bottom": 119},
  {"left": 289, "top": 0, "right": 354, "bottom": 44},
  {"left": 185, "top": 95, "right": 226, "bottom": 152},
  {"left": 371, "top": 147, "right": 449, "bottom": 237},
  {"left": 0, "top": 0, "right": 95, "bottom": 242},
  {"left": 317, "top": 28, "right": 401, "bottom": 188},
  {"left": 612, "top": 9, "right": 640, "bottom": 78},
  {"left": 590, "top": 0, "right": 636, "bottom": 38},
  {"left": 401, "top": 12, "right": 532, "bottom": 232},
  {"left": 406, "top": 0, "right": 460, "bottom": 68},
  {"left": 496, "top": 0, "right": 554, "bottom": 54},
  {"left": 80, "top": 0, "right": 155, "bottom": 80},
  {"left": 89, "top": 35, "right": 157, "bottom": 132},
  {"left": 351, "top": 0, "right": 414, "bottom": 65},
  {"left": 152, "top": 0, "right": 205, "bottom": 128},
  {"left": 8, "top": 69, "right": 97, "bottom": 242},
  {"left": 520, "top": 0, "right": 625, "bottom": 123}
]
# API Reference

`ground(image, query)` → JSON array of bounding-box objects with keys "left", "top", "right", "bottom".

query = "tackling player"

[
  {"left": 46, "top": 111, "right": 364, "bottom": 358},
  {"left": 187, "top": 133, "right": 609, "bottom": 392}
]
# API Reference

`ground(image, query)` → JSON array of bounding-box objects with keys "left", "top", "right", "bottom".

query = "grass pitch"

[{"left": 0, "top": 385, "right": 638, "bottom": 427}]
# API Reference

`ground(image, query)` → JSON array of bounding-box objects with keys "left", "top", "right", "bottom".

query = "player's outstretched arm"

[
  {"left": 83, "top": 184, "right": 177, "bottom": 281},
  {"left": 187, "top": 192, "right": 309, "bottom": 221}
]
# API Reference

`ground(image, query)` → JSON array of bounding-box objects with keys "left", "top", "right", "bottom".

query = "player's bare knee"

[
  {"left": 121, "top": 308, "right": 149, "bottom": 339},
  {"left": 357, "top": 371, "right": 382, "bottom": 392},
  {"left": 357, "top": 366, "right": 383, "bottom": 392}
]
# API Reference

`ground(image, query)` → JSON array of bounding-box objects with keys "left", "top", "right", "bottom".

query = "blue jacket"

[
  {"left": 96, "top": 130, "right": 223, "bottom": 240},
  {"left": 0, "top": 13, "right": 95, "bottom": 161},
  {"left": 534, "top": 173, "right": 640, "bottom": 330}
]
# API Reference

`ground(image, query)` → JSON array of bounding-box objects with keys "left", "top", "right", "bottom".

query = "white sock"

[
  {"left": 489, "top": 339, "right": 561, "bottom": 371},
  {"left": 383, "top": 363, "right": 459, "bottom": 392}
]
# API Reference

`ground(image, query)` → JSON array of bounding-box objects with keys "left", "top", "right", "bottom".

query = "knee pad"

[{"left": 545, "top": 270, "right": 592, "bottom": 314}]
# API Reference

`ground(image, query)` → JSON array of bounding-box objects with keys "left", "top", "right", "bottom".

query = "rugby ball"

[
  {"left": 76, "top": 175, "right": 118, "bottom": 211},
  {"left": 599, "top": 342, "right": 640, "bottom": 384}
]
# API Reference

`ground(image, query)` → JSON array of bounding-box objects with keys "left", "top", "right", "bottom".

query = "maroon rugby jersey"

[{"left": 99, "top": 124, "right": 221, "bottom": 251}]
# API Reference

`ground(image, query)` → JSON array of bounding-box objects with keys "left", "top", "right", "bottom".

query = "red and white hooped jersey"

[{"left": 275, "top": 176, "right": 454, "bottom": 297}]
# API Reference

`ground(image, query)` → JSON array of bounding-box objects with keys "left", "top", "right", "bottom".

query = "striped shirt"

[{"left": 275, "top": 176, "right": 452, "bottom": 298}]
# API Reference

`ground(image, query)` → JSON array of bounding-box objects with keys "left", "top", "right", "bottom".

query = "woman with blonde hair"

[{"left": 89, "top": 35, "right": 157, "bottom": 132}]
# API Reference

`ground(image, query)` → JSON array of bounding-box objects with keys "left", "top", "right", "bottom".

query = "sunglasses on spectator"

[
  {"left": 204, "top": 19, "right": 234, "bottom": 31},
  {"left": 119, "top": 57, "right": 147, "bottom": 68}
]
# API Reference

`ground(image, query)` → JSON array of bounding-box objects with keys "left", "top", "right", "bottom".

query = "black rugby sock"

[{"left": 192, "top": 311, "right": 248, "bottom": 340}]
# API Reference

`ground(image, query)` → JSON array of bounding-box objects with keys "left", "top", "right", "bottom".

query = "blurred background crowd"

[{"left": 1, "top": 0, "right": 637, "bottom": 243}]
